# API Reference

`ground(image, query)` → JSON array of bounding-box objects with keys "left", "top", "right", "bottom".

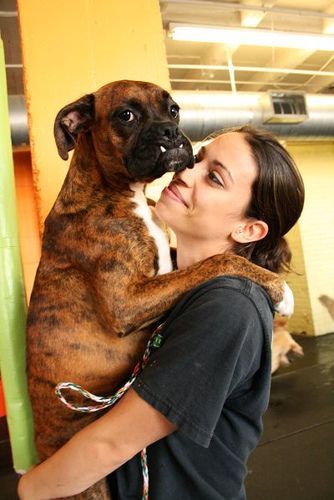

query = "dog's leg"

[{"left": 94, "top": 253, "right": 285, "bottom": 336}]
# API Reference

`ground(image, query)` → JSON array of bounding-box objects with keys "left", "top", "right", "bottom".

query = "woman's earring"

[
  {"left": 238, "top": 227, "right": 243, "bottom": 234},
  {"left": 194, "top": 154, "right": 199, "bottom": 163}
]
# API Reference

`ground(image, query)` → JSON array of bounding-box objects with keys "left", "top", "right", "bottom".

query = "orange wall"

[
  {"left": 13, "top": 149, "right": 41, "bottom": 302},
  {"left": 17, "top": 0, "right": 169, "bottom": 226}
]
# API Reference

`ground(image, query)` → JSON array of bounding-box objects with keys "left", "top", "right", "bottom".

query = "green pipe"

[{"left": 0, "top": 37, "right": 37, "bottom": 472}]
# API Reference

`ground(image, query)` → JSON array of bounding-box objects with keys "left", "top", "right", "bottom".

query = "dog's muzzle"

[
  {"left": 126, "top": 121, "right": 194, "bottom": 181},
  {"left": 158, "top": 141, "right": 192, "bottom": 172}
]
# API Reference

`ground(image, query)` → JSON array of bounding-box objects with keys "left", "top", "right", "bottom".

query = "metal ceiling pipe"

[
  {"left": 8, "top": 92, "right": 334, "bottom": 146},
  {"left": 172, "top": 91, "right": 334, "bottom": 141},
  {"left": 8, "top": 95, "right": 29, "bottom": 146},
  {"left": 161, "top": 1, "right": 334, "bottom": 20}
]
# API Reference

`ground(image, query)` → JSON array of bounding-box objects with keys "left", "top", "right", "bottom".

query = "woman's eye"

[
  {"left": 118, "top": 110, "right": 135, "bottom": 122},
  {"left": 208, "top": 171, "right": 224, "bottom": 187},
  {"left": 170, "top": 105, "right": 179, "bottom": 118}
]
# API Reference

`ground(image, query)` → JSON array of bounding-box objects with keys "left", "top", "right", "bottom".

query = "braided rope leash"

[{"left": 55, "top": 325, "right": 164, "bottom": 500}]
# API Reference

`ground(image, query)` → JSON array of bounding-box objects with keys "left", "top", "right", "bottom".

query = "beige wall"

[
  {"left": 287, "top": 141, "right": 334, "bottom": 336},
  {"left": 284, "top": 221, "right": 313, "bottom": 335}
]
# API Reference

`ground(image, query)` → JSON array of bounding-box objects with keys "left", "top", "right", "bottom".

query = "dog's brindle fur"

[{"left": 27, "top": 80, "right": 284, "bottom": 499}]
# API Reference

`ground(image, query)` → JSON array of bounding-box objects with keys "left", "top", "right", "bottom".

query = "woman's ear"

[{"left": 231, "top": 220, "right": 268, "bottom": 244}]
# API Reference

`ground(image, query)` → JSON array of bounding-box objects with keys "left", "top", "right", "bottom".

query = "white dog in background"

[
  {"left": 271, "top": 318, "right": 304, "bottom": 374},
  {"left": 319, "top": 294, "right": 334, "bottom": 321}
]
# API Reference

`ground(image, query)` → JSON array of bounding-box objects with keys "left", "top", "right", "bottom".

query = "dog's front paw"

[{"left": 275, "top": 282, "right": 294, "bottom": 317}]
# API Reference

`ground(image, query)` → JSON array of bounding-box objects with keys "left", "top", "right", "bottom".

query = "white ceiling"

[{"left": 161, "top": 0, "right": 334, "bottom": 93}]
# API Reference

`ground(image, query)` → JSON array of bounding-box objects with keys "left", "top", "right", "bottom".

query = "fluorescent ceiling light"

[
  {"left": 241, "top": 10, "right": 265, "bottom": 28},
  {"left": 323, "top": 19, "right": 334, "bottom": 34},
  {"left": 169, "top": 24, "right": 334, "bottom": 51}
]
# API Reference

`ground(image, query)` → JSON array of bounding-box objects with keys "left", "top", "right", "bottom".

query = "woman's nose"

[
  {"left": 175, "top": 160, "right": 203, "bottom": 187},
  {"left": 176, "top": 164, "right": 196, "bottom": 185}
]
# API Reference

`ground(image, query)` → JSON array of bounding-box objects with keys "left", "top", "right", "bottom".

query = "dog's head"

[{"left": 54, "top": 80, "right": 194, "bottom": 182}]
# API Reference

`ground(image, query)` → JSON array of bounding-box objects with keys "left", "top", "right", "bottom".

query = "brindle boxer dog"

[{"left": 27, "top": 80, "right": 290, "bottom": 499}]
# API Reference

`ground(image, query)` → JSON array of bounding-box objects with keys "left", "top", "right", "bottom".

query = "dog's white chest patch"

[{"left": 130, "top": 183, "right": 173, "bottom": 275}]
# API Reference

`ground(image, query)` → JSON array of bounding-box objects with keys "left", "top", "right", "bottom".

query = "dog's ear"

[{"left": 54, "top": 94, "right": 95, "bottom": 160}]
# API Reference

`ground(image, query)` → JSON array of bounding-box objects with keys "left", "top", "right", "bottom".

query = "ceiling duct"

[
  {"left": 7, "top": 92, "right": 334, "bottom": 146},
  {"left": 262, "top": 91, "right": 308, "bottom": 124},
  {"left": 172, "top": 91, "right": 334, "bottom": 142}
]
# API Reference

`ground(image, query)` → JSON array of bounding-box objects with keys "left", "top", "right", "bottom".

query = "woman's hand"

[
  {"left": 18, "top": 467, "right": 37, "bottom": 500},
  {"left": 18, "top": 474, "right": 31, "bottom": 500}
]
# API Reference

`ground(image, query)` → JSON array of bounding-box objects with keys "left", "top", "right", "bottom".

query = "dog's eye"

[
  {"left": 170, "top": 105, "right": 179, "bottom": 119},
  {"left": 118, "top": 110, "right": 135, "bottom": 122}
]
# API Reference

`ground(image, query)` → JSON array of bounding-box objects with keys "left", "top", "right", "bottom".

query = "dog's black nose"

[{"left": 158, "top": 122, "right": 179, "bottom": 142}]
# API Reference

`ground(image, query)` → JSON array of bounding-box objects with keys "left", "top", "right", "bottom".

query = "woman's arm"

[{"left": 18, "top": 388, "right": 176, "bottom": 499}]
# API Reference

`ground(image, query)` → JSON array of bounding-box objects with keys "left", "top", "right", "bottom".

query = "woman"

[{"left": 18, "top": 126, "right": 304, "bottom": 499}]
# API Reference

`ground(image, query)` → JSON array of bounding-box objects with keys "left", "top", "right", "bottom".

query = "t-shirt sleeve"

[{"left": 133, "top": 279, "right": 267, "bottom": 448}]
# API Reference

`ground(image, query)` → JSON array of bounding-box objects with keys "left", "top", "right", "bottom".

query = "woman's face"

[{"left": 155, "top": 132, "right": 259, "bottom": 250}]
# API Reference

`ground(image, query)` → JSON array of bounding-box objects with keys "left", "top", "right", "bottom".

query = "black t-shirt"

[{"left": 109, "top": 276, "right": 274, "bottom": 499}]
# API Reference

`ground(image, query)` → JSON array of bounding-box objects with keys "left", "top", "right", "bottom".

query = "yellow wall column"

[
  {"left": 286, "top": 141, "right": 334, "bottom": 336},
  {"left": 285, "top": 222, "right": 314, "bottom": 336},
  {"left": 17, "top": 0, "right": 169, "bottom": 226}
]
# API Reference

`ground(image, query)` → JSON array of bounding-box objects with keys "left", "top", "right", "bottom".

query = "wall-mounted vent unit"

[{"left": 262, "top": 91, "right": 308, "bottom": 124}]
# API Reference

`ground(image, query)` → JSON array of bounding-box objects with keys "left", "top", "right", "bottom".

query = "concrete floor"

[
  {"left": 1, "top": 332, "right": 334, "bottom": 500},
  {"left": 0, "top": 421, "right": 19, "bottom": 499},
  {"left": 246, "top": 332, "right": 334, "bottom": 499}
]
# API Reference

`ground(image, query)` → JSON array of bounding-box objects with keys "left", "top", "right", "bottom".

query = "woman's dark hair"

[{"left": 210, "top": 125, "right": 305, "bottom": 273}]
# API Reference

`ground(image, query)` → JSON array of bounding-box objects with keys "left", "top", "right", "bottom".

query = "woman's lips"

[{"left": 163, "top": 183, "right": 188, "bottom": 207}]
